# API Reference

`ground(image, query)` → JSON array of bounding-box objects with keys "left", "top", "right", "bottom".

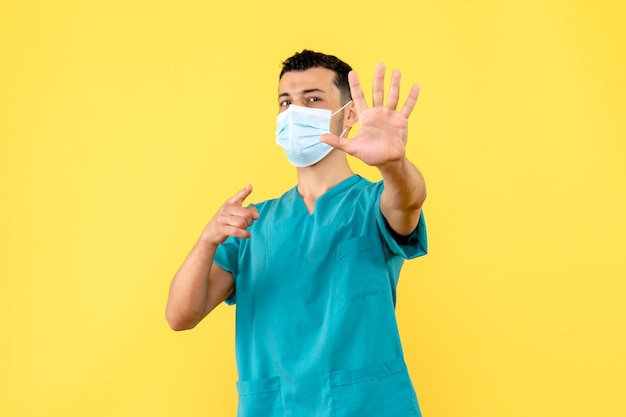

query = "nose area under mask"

[{"left": 275, "top": 103, "right": 345, "bottom": 167}]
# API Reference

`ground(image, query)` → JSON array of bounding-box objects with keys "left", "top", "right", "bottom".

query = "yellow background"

[{"left": 1, "top": 1, "right": 624, "bottom": 416}]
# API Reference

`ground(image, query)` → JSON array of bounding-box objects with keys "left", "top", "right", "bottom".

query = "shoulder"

[{"left": 349, "top": 175, "right": 384, "bottom": 200}]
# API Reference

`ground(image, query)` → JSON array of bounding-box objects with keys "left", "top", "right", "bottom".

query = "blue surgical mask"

[{"left": 275, "top": 101, "right": 352, "bottom": 167}]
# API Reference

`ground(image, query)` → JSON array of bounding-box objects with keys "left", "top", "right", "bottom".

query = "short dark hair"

[{"left": 279, "top": 49, "right": 352, "bottom": 103}]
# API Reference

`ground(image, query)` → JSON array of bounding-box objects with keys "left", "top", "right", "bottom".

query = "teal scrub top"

[{"left": 214, "top": 175, "right": 427, "bottom": 417}]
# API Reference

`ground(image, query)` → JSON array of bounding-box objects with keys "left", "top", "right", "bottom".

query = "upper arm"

[
  {"left": 378, "top": 158, "right": 426, "bottom": 236},
  {"left": 375, "top": 202, "right": 428, "bottom": 259},
  {"left": 379, "top": 195, "right": 422, "bottom": 237},
  {"left": 200, "top": 263, "right": 235, "bottom": 319}
]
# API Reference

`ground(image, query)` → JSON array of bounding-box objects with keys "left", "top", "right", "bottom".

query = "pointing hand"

[{"left": 203, "top": 185, "right": 260, "bottom": 245}]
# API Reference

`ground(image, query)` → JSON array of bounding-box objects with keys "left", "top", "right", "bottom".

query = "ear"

[{"left": 344, "top": 102, "right": 358, "bottom": 128}]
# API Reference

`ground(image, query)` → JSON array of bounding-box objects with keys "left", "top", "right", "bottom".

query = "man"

[{"left": 166, "top": 50, "right": 428, "bottom": 416}]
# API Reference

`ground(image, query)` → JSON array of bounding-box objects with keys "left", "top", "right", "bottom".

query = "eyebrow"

[{"left": 278, "top": 88, "right": 326, "bottom": 100}]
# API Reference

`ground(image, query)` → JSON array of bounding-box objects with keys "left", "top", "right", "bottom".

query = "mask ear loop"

[
  {"left": 330, "top": 100, "right": 353, "bottom": 117},
  {"left": 332, "top": 100, "right": 353, "bottom": 138}
]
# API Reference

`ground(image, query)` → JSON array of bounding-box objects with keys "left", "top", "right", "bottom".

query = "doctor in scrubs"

[{"left": 166, "top": 49, "right": 428, "bottom": 417}]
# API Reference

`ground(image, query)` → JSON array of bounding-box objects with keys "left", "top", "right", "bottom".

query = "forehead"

[{"left": 278, "top": 67, "right": 339, "bottom": 96}]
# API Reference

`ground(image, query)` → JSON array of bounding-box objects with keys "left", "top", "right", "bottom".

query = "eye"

[
  {"left": 279, "top": 100, "right": 291, "bottom": 107},
  {"left": 307, "top": 96, "right": 321, "bottom": 103}
]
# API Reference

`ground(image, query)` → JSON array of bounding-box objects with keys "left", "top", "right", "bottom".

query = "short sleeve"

[
  {"left": 374, "top": 192, "right": 428, "bottom": 260},
  {"left": 213, "top": 235, "right": 240, "bottom": 305}
]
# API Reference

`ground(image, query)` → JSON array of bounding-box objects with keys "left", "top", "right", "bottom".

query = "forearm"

[
  {"left": 378, "top": 157, "right": 427, "bottom": 236},
  {"left": 165, "top": 235, "right": 220, "bottom": 330},
  {"left": 165, "top": 185, "right": 257, "bottom": 330}
]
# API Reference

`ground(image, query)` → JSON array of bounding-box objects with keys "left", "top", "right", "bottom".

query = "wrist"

[
  {"left": 199, "top": 228, "right": 222, "bottom": 250},
  {"left": 377, "top": 157, "right": 409, "bottom": 178}
]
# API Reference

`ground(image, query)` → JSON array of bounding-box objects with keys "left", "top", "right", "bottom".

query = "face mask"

[{"left": 275, "top": 101, "right": 352, "bottom": 167}]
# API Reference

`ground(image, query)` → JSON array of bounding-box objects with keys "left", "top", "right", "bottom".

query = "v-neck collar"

[{"left": 292, "top": 175, "right": 361, "bottom": 216}]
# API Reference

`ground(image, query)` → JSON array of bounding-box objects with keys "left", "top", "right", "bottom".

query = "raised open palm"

[{"left": 321, "top": 63, "right": 420, "bottom": 167}]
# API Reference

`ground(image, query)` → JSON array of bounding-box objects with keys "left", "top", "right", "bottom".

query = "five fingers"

[{"left": 349, "top": 63, "right": 420, "bottom": 118}]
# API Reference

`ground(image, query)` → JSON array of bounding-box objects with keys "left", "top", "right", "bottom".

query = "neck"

[{"left": 295, "top": 150, "right": 354, "bottom": 213}]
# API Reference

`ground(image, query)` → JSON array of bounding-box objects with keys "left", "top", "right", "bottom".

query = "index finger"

[
  {"left": 348, "top": 70, "right": 369, "bottom": 115},
  {"left": 227, "top": 184, "right": 254, "bottom": 206}
]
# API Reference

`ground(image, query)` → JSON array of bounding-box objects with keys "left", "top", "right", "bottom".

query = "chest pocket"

[{"left": 334, "top": 236, "right": 388, "bottom": 302}]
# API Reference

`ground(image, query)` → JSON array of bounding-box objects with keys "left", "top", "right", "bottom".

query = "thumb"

[{"left": 320, "top": 133, "right": 354, "bottom": 154}]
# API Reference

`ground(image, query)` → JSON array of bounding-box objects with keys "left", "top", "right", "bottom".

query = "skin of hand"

[
  {"left": 202, "top": 184, "right": 260, "bottom": 245},
  {"left": 319, "top": 63, "right": 420, "bottom": 170},
  {"left": 321, "top": 63, "right": 426, "bottom": 236}
]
